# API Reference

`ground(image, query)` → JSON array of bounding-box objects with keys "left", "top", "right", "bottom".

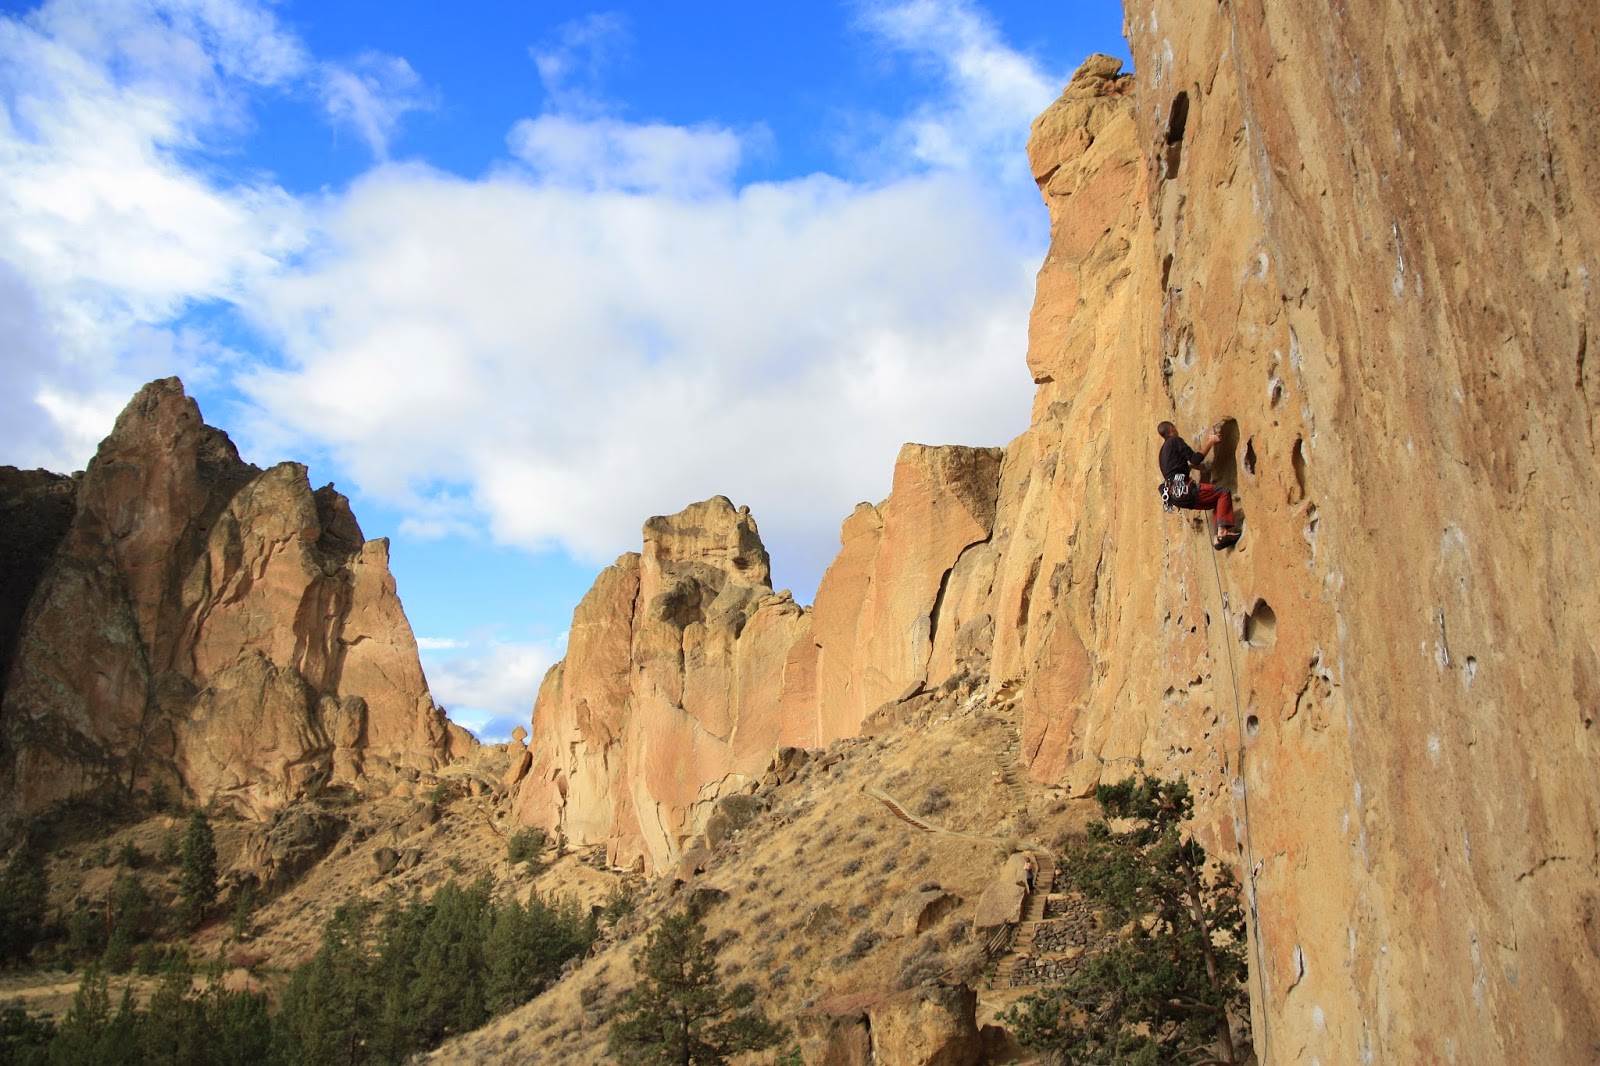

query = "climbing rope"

[{"left": 1199, "top": 519, "right": 1273, "bottom": 1066}]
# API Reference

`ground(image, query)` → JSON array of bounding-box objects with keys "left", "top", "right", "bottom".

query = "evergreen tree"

[
  {"left": 364, "top": 888, "right": 435, "bottom": 1063},
  {"left": 177, "top": 811, "right": 218, "bottom": 930},
  {"left": 276, "top": 878, "right": 595, "bottom": 1066},
  {"left": 484, "top": 891, "right": 594, "bottom": 1014},
  {"left": 101, "top": 927, "right": 134, "bottom": 975},
  {"left": 0, "top": 845, "right": 48, "bottom": 966},
  {"left": 135, "top": 960, "right": 208, "bottom": 1063},
  {"left": 276, "top": 899, "right": 378, "bottom": 1066},
  {"left": 0, "top": 1005, "right": 56, "bottom": 1065},
  {"left": 46, "top": 967, "right": 139, "bottom": 1066},
  {"left": 1003, "top": 775, "right": 1249, "bottom": 1065},
  {"left": 121, "top": 954, "right": 278, "bottom": 1066},
  {"left": 231, "top": 882, "right": 257, "bottom": 939},
  {"left": 405, "top": 877, "right": 494, "bottom": 1046},
  {"left": 608, "top": 908, "right": 782, "bottom": 1066},
  {"left": 195, "top": 983, "right": 276, "bottom": 1066},
  {"left": 66, "top": 903, "right": 108, "bottom": 961}
]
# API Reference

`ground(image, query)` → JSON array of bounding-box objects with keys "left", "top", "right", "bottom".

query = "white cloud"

[
  {"left": 419, "top": 637, "right": 562, "bottom": 741},
  {"left": 508, "top": 115, "right": 742, "bottom": 197},
  {"left": 530, "top": 12, "right": 628, "bottom": 114},
  {"left": 227, "top": 0, "right": 1065, "bottom": 598},
  {"left": 0, "top": 0, "right": 309, "bottom": 467},
  {"left": 856, "top": 0, "right": 1060, "bottom": 189},
  {"left": 237, "top": 161, "right": 1037, "bottom": 593},
  {"left": 320, "top": 52, "right": 431, "bottom": 161}
]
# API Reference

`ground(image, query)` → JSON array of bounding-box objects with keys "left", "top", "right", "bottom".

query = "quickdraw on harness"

[{"left": 1158, "top": 473, "right": 1195, "bottom": 513}]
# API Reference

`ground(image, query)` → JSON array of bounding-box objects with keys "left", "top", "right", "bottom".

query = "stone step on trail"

[
  {"left": 991, "top": 706, "right": 1029, "bottom": 807},
  {"left": 989, "top": 852, "right": 1062, "bottom": 989}
]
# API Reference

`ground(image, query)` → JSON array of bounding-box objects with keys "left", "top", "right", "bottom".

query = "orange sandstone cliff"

[
  {"left": 512, "top": 445, "right": 1003, "bottom": 873},
  {"left": 1109, "top": 2, "right": 1598, "bottom": 1059},
  {"left": 0, "top": 379, "right": 468, "bottom": 829},
  {"left": 515, "top": 1, "right": 1600, "bottom": 1058}
]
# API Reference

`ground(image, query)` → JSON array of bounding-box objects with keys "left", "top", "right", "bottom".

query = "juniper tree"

[
  {"left": 608, "top": 908, "right": 782, "bottom": 1066},
  {"left": 1003, "top": 775, "right": 1249, "bottom": 1066},
  {"left": 0, "top": 844, "right": 48, "bottom": 966},
  {"left": 177, "top": 810, "right": 218, "bottom": 930}
]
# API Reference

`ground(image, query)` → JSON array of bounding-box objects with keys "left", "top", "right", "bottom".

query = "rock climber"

[{"left": 1157, "top": 421, "right": 1240, "bottom": 549}]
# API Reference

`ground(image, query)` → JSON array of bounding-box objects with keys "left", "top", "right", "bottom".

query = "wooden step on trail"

[
  {"left": 863, "top": 786, "right": 937, "bottom": 833},
  {"left": 861, "top": 786, "right": 1005, "bottom": 846}
]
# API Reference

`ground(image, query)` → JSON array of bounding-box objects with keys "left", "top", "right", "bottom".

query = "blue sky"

[{"left": 0, "top": 0, "right": 1130, "bottom": 740}]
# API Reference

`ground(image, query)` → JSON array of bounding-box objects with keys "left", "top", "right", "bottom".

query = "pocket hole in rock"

[
  {"left": 1290, "top": 437, "right": 1307, "bottom": 502},
  {"left": 1163, "top": 91, "right": 1189, "bottom": 179},
  {"left": 1244, "top": 599, "right": 1277, "bottom": 650},
  {"left": 1243, "top": 438, "right": 1257, "bottom": 477},
  {"left": 1246, "top": 714, "right": 1260, "bottom": 737},
  {"left": 1210, "top": 417, "right": 1240, "bottom": 487}
]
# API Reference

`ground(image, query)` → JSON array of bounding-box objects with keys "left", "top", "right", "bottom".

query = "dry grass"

[{"left": 423, "top": 693, "right": 1093, "bottom": 1064}]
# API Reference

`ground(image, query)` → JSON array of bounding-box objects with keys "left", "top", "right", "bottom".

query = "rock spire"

[{"left": 0, "top": 378, "right": 468, "bottom": 829}]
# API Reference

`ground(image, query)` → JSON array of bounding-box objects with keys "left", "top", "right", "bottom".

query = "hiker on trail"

[
  {"left": 1024, "top": 857, "right": 1036, "bottom": 895},
  {"left": 1157, "top": 421, "right": 1240, "bottom": 549}
]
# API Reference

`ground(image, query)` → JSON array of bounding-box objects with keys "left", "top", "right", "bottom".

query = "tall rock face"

[
  {"left": 812, "top": 444, "right": 1003, "bottom": 740},
  {"left": 515, "top": 446, "right": 1003, "bottom": 873},
  {"left": 982, "top": 2, "right": 1597, "bottom": 1060},
  {"left": 0, "top": 379, "right": 462, "bottom": 829}
]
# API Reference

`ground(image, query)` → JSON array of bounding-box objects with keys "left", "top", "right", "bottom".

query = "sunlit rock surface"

[{"left": 0, "top": 379, "right": 463, "bottom": 827}]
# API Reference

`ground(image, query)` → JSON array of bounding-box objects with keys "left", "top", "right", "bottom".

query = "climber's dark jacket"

[{"left": 1159, "top": 434, "right": 1206, "bottom": 482}]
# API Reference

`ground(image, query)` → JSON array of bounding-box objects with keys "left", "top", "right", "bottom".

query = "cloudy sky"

[{"left": 0, "top": 0, "right": 1129, "bottom": 740}]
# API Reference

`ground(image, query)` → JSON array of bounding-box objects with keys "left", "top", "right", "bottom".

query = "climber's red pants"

[{"left": 1194, "top": 483, "right": 1235, "bottom": 530}]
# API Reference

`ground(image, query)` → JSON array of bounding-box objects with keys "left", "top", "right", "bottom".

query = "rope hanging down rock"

[{"left": 1200, "top": 519, "right": 1272, "bottom": 1064}]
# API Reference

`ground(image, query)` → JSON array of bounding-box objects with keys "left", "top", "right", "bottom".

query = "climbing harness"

[
  {"left": 1159, "top": 473, "right": 1196, "bottom": 512},
  {"left": 1198, "top": 519, "right": 1273, "bottom": 1065}
]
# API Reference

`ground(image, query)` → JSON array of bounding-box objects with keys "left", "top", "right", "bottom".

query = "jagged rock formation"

[
  {"left": 516, "top": 1, "right": 1600, "bottom": 1058},
  {"left": 0, "top": 379, "right": 468, "bottom": 829},
  {"left": 515, "top": 445, "right": 1002, "bottom": 873}
]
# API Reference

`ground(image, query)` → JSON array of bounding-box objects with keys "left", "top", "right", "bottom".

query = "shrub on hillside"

[
  {"left": 506, "top": 828, "right": 547, "bottom": 868},
  {"left": 1002, "top": 775, "right": 1249, "bottom": 1065}
]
